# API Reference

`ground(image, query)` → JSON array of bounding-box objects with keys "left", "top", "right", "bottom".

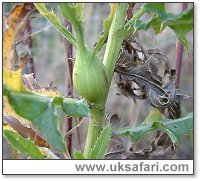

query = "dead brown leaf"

[
  {"left": 3, "top": 3, "right": 35, "bottom": 70},
  {"left": 3, "top": 114, "right": 50, "bottom": 148},
  {"left": 22, "top": 73, "right": 61, "bottom": 96}
]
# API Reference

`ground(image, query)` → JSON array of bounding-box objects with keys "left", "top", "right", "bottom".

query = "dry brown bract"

[{"left": 115, "top": 38, "right": 188, "bottom": 119}]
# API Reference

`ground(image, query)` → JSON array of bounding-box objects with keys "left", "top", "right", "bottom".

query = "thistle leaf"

[
  {"left": 89, "top": 125, "right": 111, "bottom": 159},
  {"left": 34, "top": 3, "right": 77, "bottom": 47},
  {"left": 115, "top": 111, "right": 193, "bottom": 144},
  {"left": 3, "top": 129, "right": 43, "bottom": 159}
]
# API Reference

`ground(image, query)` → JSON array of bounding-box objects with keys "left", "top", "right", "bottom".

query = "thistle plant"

[{"left": 3, "top": 3, "right": 193, "bottom": 159}]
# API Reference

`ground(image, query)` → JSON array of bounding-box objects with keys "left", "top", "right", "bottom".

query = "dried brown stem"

[
  {"left": 63, "top": 20, "right": 74, "bottom": 156},
  {"left": 26, "top": 11, "right": 35, "bottom": 77}
]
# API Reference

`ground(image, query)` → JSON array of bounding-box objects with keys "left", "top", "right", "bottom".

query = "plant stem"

[
  {"left": 84, "top": 3, "right": 128, "bottom": 158},
  {"left": 26, "top": 18, "right": 35, "bottom": 77},
  {"left": 63, "top": 20, "right": 74, "bottom": 156},
  {"left": 84, "top": 105, "right": 104, "bottom": 158},
  {"left": 74, "top": 28, "right": 86, "bottom": 53},
  {"left": 122, "top": 7, "right": 145, "bottom": 38},
  {"left": 59, "top": 3, "right": 86, "bottom": 52},
  {"left": 103, "top": 3, "right": 128, "bottom": 82},
  {"left": 125, "top": 7, "right": 145, "bottom": 26},
  {"left": 175, "top": 3, "right": 188, "bottom": 86}
]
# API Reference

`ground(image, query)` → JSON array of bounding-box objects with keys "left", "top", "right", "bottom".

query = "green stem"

[
  {"left": 121, "top": 7, "right": 145, "bottom": 39},
  {"left": 59, "top": 3, "right": 86, "bottom": 52},
  {"left": 84, "top": 105, "right": 104, "bottom": 158},
  {"left": 103, "top": 3, "right": 128, "bottom": 83},
  {"left": 92, "top": 4, "right": 117, "bottom": 58},
  {"left": 75, "top": 31, "right": 86, "bottom": 53},
  {"left": 84, "top": 3, "right": 128, "bottom": 159},
  {"left": 125, "top": 7, "right": 145, "bottom": 26}
]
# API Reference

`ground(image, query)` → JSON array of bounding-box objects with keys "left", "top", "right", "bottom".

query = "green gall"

[{"left": 73, "top": 49, "right": 109, "bottom": 104}]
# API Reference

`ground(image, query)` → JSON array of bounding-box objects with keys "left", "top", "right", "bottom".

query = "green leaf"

[
  {"left": 160, "top": 8, "right": 193, "bottom": 49},
  {"left": 3, "top": 129, "right": 43, "bottom": 159},
  {"left": 130, "top": 19, "right": 148, "bottom": 32},
  {"left": 34, "top": 3, "right": 77, "bottom": 47},
  {"left": 115, "top": 109, "right": 162, "bottom": 142},
  {"left": 6, "top": 91, "right": 66, "bottom": 152},
  {"left": 161, "top": 8, "right": 193, "bottom": 36},
  {"left": 3, "top": 84, "right": 9, "bottom": 96},
  {"left": 58, "top": 3, "right": 86, "bottom": 51},
  {"left": 89, "top": 125, "right": 111, "bottom": 159},
  {"left": 143, "top": 4, "right": 193, "bottom": 49},
  {"left": 142, "top": 3, "right": 165, "bottom": 16},
  {"left": 115, "top": 111, "right": 193, "bottom": 144},
  {"left": 164, "top": 112, "right": 193, "bottom": 142},
  {"left": 147, "top": 16, "right": 163, "bottom": 34},
  {"left": 59, "top": 3, "right": 84, "bottom": 32},
  {"left": 62, "top": 98, "right": 89, "bottom": 117},
  {"left": 93, "top": 3, "right": 117, "bottom": 56},
  {"left": 127, "top": 17, "right": 163, "bottom": 35},
  {"left": 74, "top": 150, "right": 85, "bottom": 159},
  {"left": 126, "top": 3, "right": 193, "bottom": 49},
  {"left": 141, "top": 109, "right": 162, "bottom": 124}
]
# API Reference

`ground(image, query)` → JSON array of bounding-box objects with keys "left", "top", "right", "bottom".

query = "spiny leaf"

[
  {"left": 59, "top": 3, "right": 84, "bottom": 31},
  {"left": 5, "top": 90, "right": 66, "bottom": 152},
  {"left": 161, "top": 7, "right": 193, "bottom": 49},
  {"left": 164, "top": 112, "right": 193, "bottom": 143},
  {"left": 89, "top": 125, "right": 111, "bottom": 159},
  {"left": 4, "top": 85, "right": 90, "bottom": 152},
  {"left": 73, "top": 3, "right": 84, "bottom": 23},
  {"left": 131, "top": 18, "right": 163, "bottom": 34},
  {"left": 74, "top": 150, "right": 85, "bottom": 159},
  {"left": 114, "top": 109, "right": 161, "bottom": 142},
  {"left": 147, "top": 17, "right": 163, "bottom": 34},
  {"left": 161, "top": 7, "right": 193, "bottom": 31},
  {"left": 127, "top": 3, "right": 193, "bottom": 49},
  {"left": 3, "top": 129, "right": 43, "bottom": 159},
  {"left": 62, "top": 98, "right": 90, "bottom": 117},
  {"left": 34, "top": 3, "right": 77, "bottom": 47},
  {"left": 142, "top": 3, "right": 165, "bottom": 16},
  {"left": 115, "top": 111, "right": 193, "bottom": 144},
  {"left": 143, "top": 4, "right": 193, "bottom": 49}
]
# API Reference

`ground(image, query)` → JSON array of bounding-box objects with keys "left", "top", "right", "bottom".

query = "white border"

[
  {"left": 0, "top": 0, "right": 198, "bottom": 179},
  {"left": 3, "top": 160, "right": 194, "bottom": 175}
]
